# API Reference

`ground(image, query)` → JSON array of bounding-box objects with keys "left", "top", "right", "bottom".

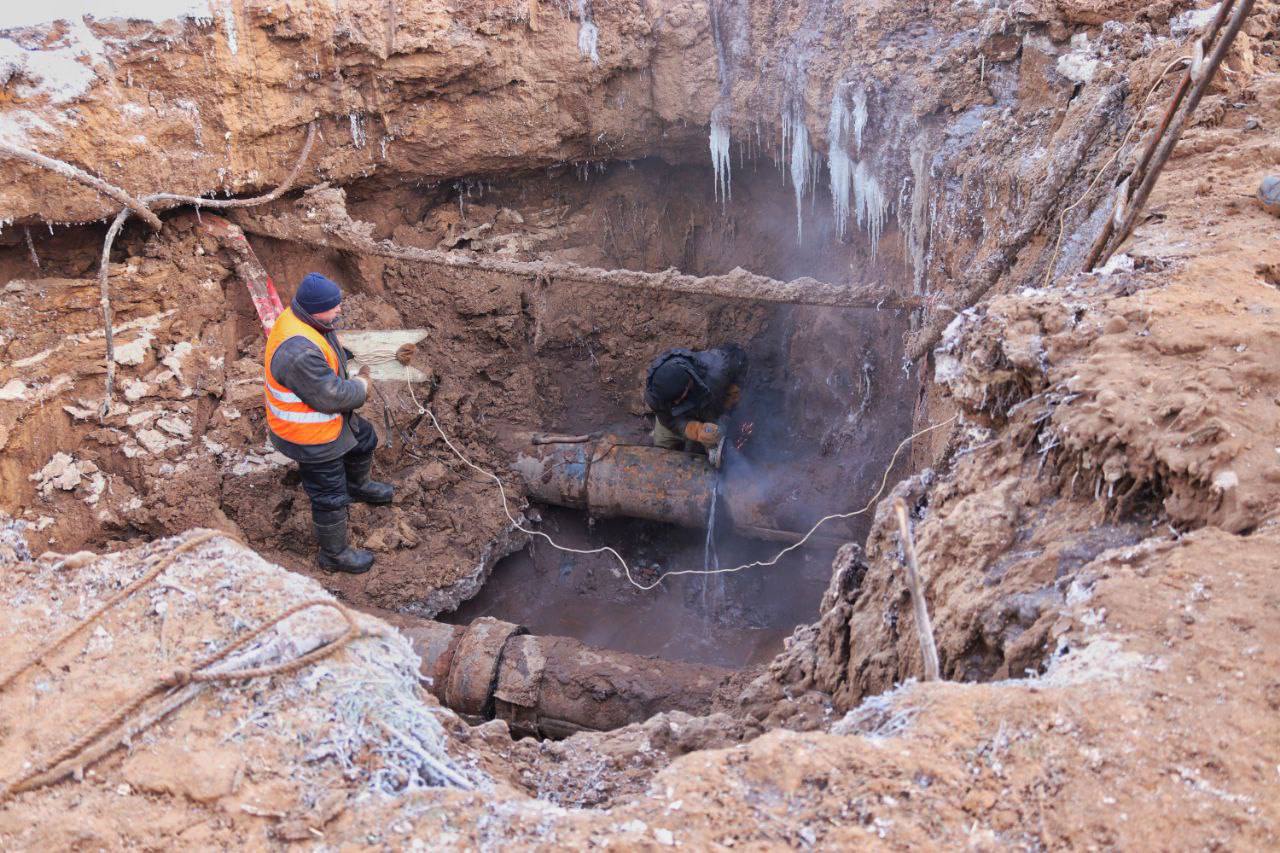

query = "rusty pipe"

[
  {"left": 387, "top": 615, "right": 732, "bottom": 739},
  {"left": 510, "top": 435, "right": 852, "bottom": 546}
]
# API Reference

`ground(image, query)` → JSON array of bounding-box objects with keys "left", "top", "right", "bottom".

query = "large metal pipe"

[
  {"left": 381, "top": 614, "right": 733, "bottom": 739},
  {"left": 510, "top": 435, "right": 851, "bottom": 546}
]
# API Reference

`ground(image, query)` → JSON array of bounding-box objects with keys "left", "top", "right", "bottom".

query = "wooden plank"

[{"left": 339, "top": 329, "right": 430, "bottom": 382}]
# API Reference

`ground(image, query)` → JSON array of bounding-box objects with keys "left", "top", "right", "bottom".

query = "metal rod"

[
  {"left": 1089, "top": 0, "right": 1254, "bottom": 269},
  {"left": 893, "top": 498, "right": 940, "bottom": 682}
]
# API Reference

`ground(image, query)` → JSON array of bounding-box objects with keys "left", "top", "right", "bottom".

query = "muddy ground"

[{"left": 2, "top": 0, "right": 1280, "bottom": 849}]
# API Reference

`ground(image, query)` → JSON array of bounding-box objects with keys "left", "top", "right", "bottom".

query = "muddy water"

[{"left": 440, "top": 507, "right": 835, "bottom": 669}]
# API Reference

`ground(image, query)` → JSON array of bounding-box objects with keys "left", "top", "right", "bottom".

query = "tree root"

[
  {"left": 95, "top": 122, "right": 317, "bottom": 417},
  {"left": 233, "top": 208, "right": 919, "bottom": 312}
]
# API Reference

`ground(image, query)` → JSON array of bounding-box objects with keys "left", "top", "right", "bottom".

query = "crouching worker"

[
  {"left": 644, "top": 344, "right": 747, "bottom": 453},
  {"left": 264, "top": 273, "right": 394, "bottom": 574}
]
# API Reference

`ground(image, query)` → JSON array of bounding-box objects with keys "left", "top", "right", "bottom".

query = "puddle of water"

[{"left": 440, "top": 507, "right": 835, "bottom": 669}]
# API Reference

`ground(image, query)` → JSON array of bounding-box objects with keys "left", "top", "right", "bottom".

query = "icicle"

[
  {"left": 906, "top": 142, "right": 931, "bottom": 294},
  {"left": 349, "top": 112, "right": 366, "bottom": 148},
  {"left": 786, "top": 104, "right": 812, "bottom": 241},
  {"left": 710, "top": 110, "right": 732, "bottom": 205},
  {"left": 827, "top": 85, "right": 853, "bottom": 240},
  {"left": 851, "top": 85, "right": 868, "bottom": 155},
  {"left": 576, "top": 0, "right": 600, "bottom": 65},
  {"left": 854, "top": 160, "right": 888, "bottom": 257}
]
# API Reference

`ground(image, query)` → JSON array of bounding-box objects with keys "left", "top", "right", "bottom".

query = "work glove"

[
  {"left": 396, "top": 342, "right": 417, "bottom": 365},
  {"left": 683, "top": 420, "right": 722, "bottom": 448},
  {"left": 354, "top": 364, "right": 371, "bottom": 395}
]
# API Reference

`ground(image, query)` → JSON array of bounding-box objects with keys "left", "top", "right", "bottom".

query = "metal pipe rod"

[
  {"left": 510, "top": 435, "right": 854, "bottom": 547},
  {"left": 379, "top": 612, "right": 732, "bottom": 738}
]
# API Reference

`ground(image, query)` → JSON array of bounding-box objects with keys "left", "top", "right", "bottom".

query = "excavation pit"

[
  {"left": 1, "top": 153, "right": 920, "bottom": 719},
  {"left": 441, "top": 506, "right": 836, "bottom": 669}
]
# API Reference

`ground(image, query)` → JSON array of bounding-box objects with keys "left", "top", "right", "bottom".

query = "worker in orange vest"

[{"left": 263, "top": 273, "right": 393, "bottom": 574}]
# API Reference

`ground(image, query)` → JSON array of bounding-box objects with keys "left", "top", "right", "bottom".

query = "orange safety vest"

[{"left": 263, "top": 307, "right": 344, "bottom": 445}]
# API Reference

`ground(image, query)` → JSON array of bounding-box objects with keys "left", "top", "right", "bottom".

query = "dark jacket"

[
  {"left": 644, "top": 345, "right": 747, "bottom": 436},
  {"left": 267, "top": 300, "right": 369, "bottom": 464}
]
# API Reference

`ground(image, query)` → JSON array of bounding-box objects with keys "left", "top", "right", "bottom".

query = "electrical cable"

[{"left": 405, "top": 372, "right": 957, "bottom": 592}]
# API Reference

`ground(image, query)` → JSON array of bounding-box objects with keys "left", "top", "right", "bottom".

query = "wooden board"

[{"left": 339, "top": 330, "right": 431, "bottom": 382}]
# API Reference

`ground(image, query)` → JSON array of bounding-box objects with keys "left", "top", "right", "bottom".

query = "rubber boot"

[
  {"left": 345, "top": 453, "right": 394, "bottom": 505},
  {"left": 313, "top": 507, "right": 375, "bottom": 574}
]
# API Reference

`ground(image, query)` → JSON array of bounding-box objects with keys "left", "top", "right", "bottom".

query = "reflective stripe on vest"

[{"left": 263, "top": 307, "right": 344, "bottom": 445}]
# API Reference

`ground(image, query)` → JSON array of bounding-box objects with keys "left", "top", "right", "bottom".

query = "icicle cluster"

[
  {"left": 854, "top": 161, "right": 888, "bottom": 253},
  {"left": 710, "top": 112, "right": 732, "bottom": 205},
  {"left": 577, "top": 0, "right": 599, "bottom": 65},
  {"left": 826, "top": 81, "right": 888, "bottom": 255}
]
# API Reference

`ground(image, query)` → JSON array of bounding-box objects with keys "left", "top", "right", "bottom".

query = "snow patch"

[
  {"left": 0, "top": 2, "right": 214, "bottom": 27},
  {"left": 1056, "top": 33, "right": 1101, "bottom": 84},
  {"left": 0, "top": 2, "right": 221, "bottom": 105},
  {"left": 1171, "top": 3, "right": 1220, "bottom": 38},
  {"left": 218, "top": 0, "right": 237, "bottom": 55}
]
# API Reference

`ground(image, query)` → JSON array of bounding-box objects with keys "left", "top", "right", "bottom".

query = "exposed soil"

[{"left": 3, "top": 0, "right": 1280, "bottom": 849}]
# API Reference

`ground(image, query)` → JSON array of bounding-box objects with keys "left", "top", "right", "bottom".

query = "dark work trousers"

[{"left": 296, "top": 415, "right": 379, "bottom": 513}]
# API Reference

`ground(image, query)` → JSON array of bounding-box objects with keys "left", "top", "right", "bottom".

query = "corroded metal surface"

[
  {"left": 511, "top": 436, "right": 851, "bottom": 545},
  {"left": 495, "top": 633, "right": 733, "bottom": 739},
  {"left": 588, "top": 442, "right": 716, "bottom": 528},
  {"left": 382, "top": 612, "right": 734, "bottom": 739},
  {"left": 513, "top": 436, "right": 716, "bottom": 528},
  {"left": 442, "top": 616, "right": 526, "bottom": 722}
]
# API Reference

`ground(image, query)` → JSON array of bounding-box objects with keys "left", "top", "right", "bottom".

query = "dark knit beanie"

[
  {"left": 649, "top": 359, "right": 696, "bottom": 407},
  {"left": 295, "top": 273, "right": 343, "bottom": 314}
]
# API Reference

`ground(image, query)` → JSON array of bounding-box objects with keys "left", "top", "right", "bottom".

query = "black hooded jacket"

[
  {"left": 643, "top": 345, "right": 747, "bottom": 437},
  {"left": 266, "top": 299, "right": 369, "bottom": 464}
]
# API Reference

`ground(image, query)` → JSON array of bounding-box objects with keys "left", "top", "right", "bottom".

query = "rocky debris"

[
  {"left": 28, "top": 452, "right": 104, "bottom": 503},
  {"left": 1259, "top": 174, "right": 1280, "bottom": 215}
]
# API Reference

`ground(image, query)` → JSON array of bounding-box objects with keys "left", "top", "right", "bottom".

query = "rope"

[
  {"left": 405, "top": 377, "right": 957, "bottom": 591},
  {"left": 0, "top": 532, "right": 359, "bottom": 801},
  {"left": 0, "top": 529, "right": 221, "bottom": 692}
]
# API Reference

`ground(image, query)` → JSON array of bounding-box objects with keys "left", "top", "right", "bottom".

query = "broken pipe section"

[
  {"left": 510, "top": 435, "right": 850, "bottom": 546},
  {"left": 387, "top": 615, "right": 733, "bottom": 739}
]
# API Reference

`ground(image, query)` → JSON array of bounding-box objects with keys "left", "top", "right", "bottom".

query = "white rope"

[{"left": 405, "top": 376, "right": 957, "bottom": 591}]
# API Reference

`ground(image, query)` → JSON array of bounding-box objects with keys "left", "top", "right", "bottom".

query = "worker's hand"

[
  {"left": 724, "top": 383, "right": 741, "bottom": 411},
  {"left": 354, "top": 364, "right": 371, "bottom": 393},
  {"left": 396, "top": 342, "right": 417, "bottom": 366},
  {"left": 683, "top": 420, "right": 722, "bottom": 448}
]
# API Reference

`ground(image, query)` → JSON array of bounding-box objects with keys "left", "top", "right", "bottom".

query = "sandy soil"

[{"left": 2, "top": 0, "right": 1280, "bottom": 849}]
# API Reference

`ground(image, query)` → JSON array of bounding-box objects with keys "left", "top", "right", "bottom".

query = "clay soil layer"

[{"left": 2, "top": 0, "right": 1280, "bottom": 849}]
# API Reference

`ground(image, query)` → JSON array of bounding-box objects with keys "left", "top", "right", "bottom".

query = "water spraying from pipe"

[{"left": 701, "top": 477, "right": 723, "bottom": 617}]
